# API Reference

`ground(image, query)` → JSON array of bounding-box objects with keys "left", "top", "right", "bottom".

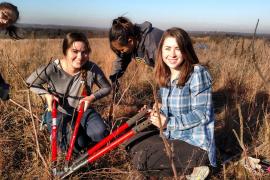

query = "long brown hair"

[{"left": 155, "top": 27, "right": 199, "bottom": 87}]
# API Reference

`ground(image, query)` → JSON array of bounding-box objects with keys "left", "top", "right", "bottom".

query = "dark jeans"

[
  {"left": 130, "top": 134, "right": 209, "bottom": 177},
  {"left": 43, "top": 108, "right": 109, "bottom": 152},
  {"left": 0, "top": 74, "right": 9, "bottom": 101}
]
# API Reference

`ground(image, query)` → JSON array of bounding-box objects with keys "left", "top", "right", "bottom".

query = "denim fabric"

[
  {"left": 0, "top": 73, "right": 10, "bottom": 101},
  {"left": 43, "top": 108, "right": 108, "bottom": 152}
]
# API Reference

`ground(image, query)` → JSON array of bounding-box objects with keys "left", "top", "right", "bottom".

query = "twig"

[
  {"left": 236, "top": 103, "right": 244, "bottom": 146},
  {"left": 250, "top": 19, "right": 270, "bottom": 91},
  {"left": 223, "top": 164, "right": 227, "bottom": 180},
  {"left": 8, "top": 98, "right": 41, "bottom": 122},
  {"left": 115, "top": 67, "right": 139, "bottom": 107},
  {"left": 111, "top": 66, "right": 139, "bottom": 130},
  {"left": 150, "top": 81, "right": 178, "bottom": 179},
  {"left": 27, "top": 90, "right": 49, "bottom": 174},
  {"left": 232, "top": 130, "right": 257, "bottom": 180},
  {"left": 4, "top": 53, "right": 28, "bottom": 87},
  {"left": 108, "top": 85, "right": 116, "bottom": 123}
]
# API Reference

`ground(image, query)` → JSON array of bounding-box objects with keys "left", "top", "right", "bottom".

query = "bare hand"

[
  {"left": 150, "top": 111, "right": 167, "bottom": 129},
  {"left": 79, "top": 94, "right": 95, "bottom": 111},
  {"left": 44, "top": 94, "right": 59, "bottom": 111}
]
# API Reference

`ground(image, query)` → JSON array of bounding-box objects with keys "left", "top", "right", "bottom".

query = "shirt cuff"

[{"left": 166, "top": 115, "right": 201, "bottom": 130}]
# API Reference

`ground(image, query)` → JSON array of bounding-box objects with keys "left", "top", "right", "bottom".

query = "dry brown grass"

[{"left": 0, "top": 35, "right": 270, "bottom": 179}]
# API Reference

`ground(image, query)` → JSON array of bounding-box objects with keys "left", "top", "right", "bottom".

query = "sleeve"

[
  {"left": 144, "top": 27, "right": 163, "bottom": 67},
  {"left": 109, "top": 54, "right": 132, "bottom": 82},
  {"left": 0, "top": 73, "right": 10, "bottom": 100},
  {"left": 166, "top": 68, "right": 213, "bottom": 131},
  {"left": 0, "top": 73, "right": 7, "bottom": 84},
  {"left": 26, "top": 65, "right": 51, "bottom": 95},
  {"left": 92, "top": 65, "right": 112, "bottom": 100}
]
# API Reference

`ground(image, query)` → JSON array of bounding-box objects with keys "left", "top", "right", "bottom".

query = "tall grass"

[{"left": 0, "top": 36, "right": 269, "bottom": 179}]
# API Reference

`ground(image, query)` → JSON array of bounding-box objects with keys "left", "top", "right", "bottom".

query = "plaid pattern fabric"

[{"left": 160, "top": 65, "right": 216, "bottom": 166}]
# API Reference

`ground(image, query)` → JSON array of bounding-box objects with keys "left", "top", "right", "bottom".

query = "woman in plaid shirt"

[{"left": 130, "top": 28, "right": 216, "bottom": 179}]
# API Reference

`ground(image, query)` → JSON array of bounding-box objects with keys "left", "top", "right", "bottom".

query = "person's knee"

[
  {"left": 86, "top": 126, "right": 108, "bottom": 142},
  {"left": 84, "top": 110, "right": 108, "bottom": 142}
]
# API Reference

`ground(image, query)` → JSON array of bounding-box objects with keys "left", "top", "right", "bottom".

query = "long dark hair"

[
  {"left": 155, "top": 27, "right": 199, "bottom": 87},
  {"left": 0, "top": 2, "right": 20, "bottom": 39},
  {"left": 109, "top": 16, "right": 140, "bottom": 56}
]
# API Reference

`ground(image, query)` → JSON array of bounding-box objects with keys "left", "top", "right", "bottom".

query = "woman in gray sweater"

[{"left": 27, "top": 32, "right": 111, "bottom": 152}]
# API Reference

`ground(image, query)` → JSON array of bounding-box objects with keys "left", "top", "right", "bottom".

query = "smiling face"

[
  {"left": 162, "top": 36, "right": 184, "bottom": 74},
  {"left": 0, "top": 7, "right": 17, "bottom": 29},
  {"left": 64, "top": 41, "right": 89, "bottom": 73}
]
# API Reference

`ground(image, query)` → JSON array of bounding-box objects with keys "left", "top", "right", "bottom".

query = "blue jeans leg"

[
  {"left": 80, "top": 108, "right": 109, "bottom": 143},
  {"left": 43, "top": 110, "right": 72, "bottom": 151}
]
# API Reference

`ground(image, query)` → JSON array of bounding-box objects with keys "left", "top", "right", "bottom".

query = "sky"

[{"left": 6, "top": 0, "right": 270, "bottom": 34}]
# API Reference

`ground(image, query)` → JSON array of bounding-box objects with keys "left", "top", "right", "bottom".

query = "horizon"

[
  {"left": 7, "top": 0, "right": 270, "bottom": 34},
  {"left": 17, "top": 23, "right": 270, "bottom": 36}
]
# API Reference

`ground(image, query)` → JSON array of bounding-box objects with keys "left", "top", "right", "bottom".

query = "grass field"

[{"left": 0, "top": 35, "right": 270, "bottom": 179}]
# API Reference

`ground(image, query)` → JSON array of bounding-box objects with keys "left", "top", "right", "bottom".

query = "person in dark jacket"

[
  {"left": 0, "top": 2, "right": 20, "bottom": 101},
  {"left": 109, "top": 16, "right": 163, "bottom": 86}
]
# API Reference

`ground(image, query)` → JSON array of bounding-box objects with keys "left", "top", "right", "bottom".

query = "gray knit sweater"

[{"left": 26, "top": 59, "right": 111, "bottom": 115}]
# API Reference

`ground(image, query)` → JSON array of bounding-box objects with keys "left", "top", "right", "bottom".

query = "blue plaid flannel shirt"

[{"left": 160, "top": 65, "right": 216, "bottom": 166}]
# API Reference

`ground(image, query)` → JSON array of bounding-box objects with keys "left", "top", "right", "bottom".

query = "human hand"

[
  {"left": 44, "top": 94, "right": 59, "bottom": 111},
  {"left": 150, "top": 110, "right": 167, "bottom": 129},
  {"left": 79, "top": 94, "right": 95, "bottom": 111},
  {"left": 152, "top": 102, "right": 162, "bottom": 112}
]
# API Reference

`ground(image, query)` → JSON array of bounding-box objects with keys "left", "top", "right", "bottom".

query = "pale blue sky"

[{"left": 7, "top": 0, "right": 270, "bottom": 33}]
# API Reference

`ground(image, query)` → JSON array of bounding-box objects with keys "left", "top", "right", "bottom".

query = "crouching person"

[
  {"left": 26, "top": 32, "right": 111, "bottom": 153},
  {"left": 130, "top": 27, "right": 216, "bottom": 179}
]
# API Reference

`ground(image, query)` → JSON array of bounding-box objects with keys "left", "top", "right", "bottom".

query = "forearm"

[
  {"left": 110, "top": 55, "right": 132, "bottom": 82},
  {"left": 92, "top": 86, "right": 111, "bottom": 100}
]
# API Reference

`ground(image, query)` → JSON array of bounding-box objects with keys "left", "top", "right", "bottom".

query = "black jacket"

[{"left": 0, "top": 73, "right": 10, "bottom": 100}]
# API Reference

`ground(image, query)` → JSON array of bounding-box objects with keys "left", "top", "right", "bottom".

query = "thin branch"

[
  {"left": 150, "top": 81, "right": 178, "bottom": 179},
  {"left": 251, "top": 19, "right": 270, "bottom": 91},
  {"left": 4, "top": 53, "right": 28, "bottom": 87},
  {"left": 115, "top": 67, "right": 139, "bottom": 107},
  {"left": 8, "top": 98, "right": 41, "bottom": 122},
  {"left": 27, "top": 90, "right": 50, "bottom": 174},
  {"left": 236, "top": 103, "right": 244, "bottom": 145},
  {"left": 110, "top": 66, "right": 139, "bottom": 130}
]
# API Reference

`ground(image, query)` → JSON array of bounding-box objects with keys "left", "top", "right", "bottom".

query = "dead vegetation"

[{"left": 0, "top": 35, "right": 270, "bottom": 179}]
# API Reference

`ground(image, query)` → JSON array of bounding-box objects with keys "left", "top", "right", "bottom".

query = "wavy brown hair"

[{"left": 155, "top": 27, "right": 199, "bottom": 87}]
